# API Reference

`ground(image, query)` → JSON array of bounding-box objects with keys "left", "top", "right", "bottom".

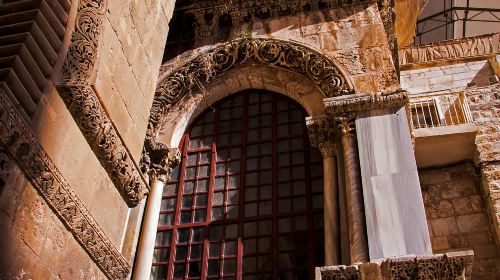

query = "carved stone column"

[
  {"left": 307, "top": 116, "right": 340, "bottom": 265},
  {"left": 133, "top": 145, "right": 180, "bottom": 280},
  {"left": 335, "top": 114, "right": 369, "bottom": 264}
]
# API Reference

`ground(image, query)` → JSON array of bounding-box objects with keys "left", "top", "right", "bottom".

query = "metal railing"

[{"left": 409, "top": 92, "right": 473, "bottom": 129}]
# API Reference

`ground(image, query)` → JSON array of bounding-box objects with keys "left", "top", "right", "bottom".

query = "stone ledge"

[{"left": 316, "top": 251, "right": 474, "bottom": 280}]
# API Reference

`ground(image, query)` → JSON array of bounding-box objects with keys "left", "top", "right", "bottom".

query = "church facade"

[{"left": 0, "top": 0, "right": 498, "bottom": 279}]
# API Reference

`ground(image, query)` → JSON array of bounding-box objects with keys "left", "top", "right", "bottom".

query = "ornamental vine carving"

[
  {"left": 57, "top": 0, "right": 148, "bottom": 208},
  {"left": 58, "top": 86, "right": 147, "bottom": 207},
  {"left": 0, "top": 89, "right": 130, "bottom": 280},
  {"left": 60, "top": 0, "right": 106, "bottom": 85},
  {"left": 149, "top": 38, "right": 352, "bottom": 135}
]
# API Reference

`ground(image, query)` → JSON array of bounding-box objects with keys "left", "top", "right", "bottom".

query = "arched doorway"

[{"left": 151, "top": 90, "right": 325, "bottom": 279}]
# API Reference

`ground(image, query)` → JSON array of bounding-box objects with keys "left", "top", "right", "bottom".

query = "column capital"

[
  {"left": 306, "top": 116, "right": 338, "bottom": 158},
  {"left": 332, "top": 112, "right": 357, "bottom": 136},
  {"left": 324, "top": 89, "right": 408, "bottom": 116},
  {"left": 141, "top": 138, "right": 181, "bottom": 183}
]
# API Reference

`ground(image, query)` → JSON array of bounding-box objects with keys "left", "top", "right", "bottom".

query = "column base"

[{"left": 315, "top": 250, "right": 474, "bottom": 280}]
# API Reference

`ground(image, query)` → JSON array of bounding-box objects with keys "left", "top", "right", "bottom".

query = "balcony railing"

[{"left": 409, "top": 92, "right": 473, "bottom": 129}]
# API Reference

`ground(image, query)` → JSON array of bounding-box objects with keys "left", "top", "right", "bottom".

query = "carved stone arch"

[{"left": 147, "top": 37, "right": 355, "bottom": 140}]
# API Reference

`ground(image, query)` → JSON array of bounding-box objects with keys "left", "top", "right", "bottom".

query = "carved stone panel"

[{"left": 0, "top": 88, "right": 131, "bottom": 279}]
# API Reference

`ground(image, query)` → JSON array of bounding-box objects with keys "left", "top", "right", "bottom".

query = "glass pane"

[
  {"left": 175, "top": 246, "right": 187, "bottom": 260},
  {"left": 160, "top": 198, "right": 175, "bottom": 211},
  {"left": 209, "top": 243, "right": 221, "bottom": 257},
  {"left": 181, "top": 196, "right": 193, "bottom": 208},
  {"left": 190, "top": 244, "right": 202, "bottom": 259},
  {"left": 213, "top": 192, "right": 224, "bottom": 206},
  {"left": 192, "top": 228, "right": 204, "bottom": 242},
  {"left": 187, "top": 153, "right": 197, "bottom": 166},
  {"left": 152, "top": 248, "right": 169, "bottom": 262},
  {"left": 180, "top": 212, "right": 192, "bottom": 224},
  {"left": 224, "top": 259, "right": 237, "bottom": 274},
  {"left": 173, "top": 263, "right": 185, "bottom": 278},
  {"left": 155, "top": 231, "right": 171, "bottom": 246},
  {"left": 224, "top": 241, "right": 237, "bottom": 256},
  {"left": 225, "top": 224, "right": 238, "bottom": 238},
  {"left": 212, "top": 207, "right": 224, "bottom": 221},
  {"left": 177, "top": 229, "right": 189, "bottom": 243},
  {"left": 194, "top": 209, "right": 206, "bottom": 222},
  {"left": 215, "top": 177, "right": 225, "bottom": 191},
  {"left": 185, "top": 167, "right": 196, "bottom": 180},
  {"left": 195, "top": 194, "right": 207, "bottom": 206},
  {"left": 207, "top": 260, "right": 220, "bottom": 276},
  {"left": 197, "top": 179, "right": 208, "bottom": 192},
  {"left": 226, "top": 205, "right": 238, "bottom": 219},
  {"left": 189, "top": 262, "right": 202, "bottom": 277},
  {"left": 210, "top": 225, "right": 224, "bottom": 241},
  {"left": 199, "top": 165, "right": 210, "bottom": 177},
  {"left": 227, "top": 190, "right": 239, "bottom": 203},
  {"left": 151, "top": 265, "right": 167, "bottom": 279},
  {"left": 183, "top": 181, "right": 194, "bottom": 194}
]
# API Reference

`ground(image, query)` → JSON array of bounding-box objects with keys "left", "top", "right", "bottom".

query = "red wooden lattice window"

[{"left": 151, "top": 90, "right": 325, "bottom": 280}]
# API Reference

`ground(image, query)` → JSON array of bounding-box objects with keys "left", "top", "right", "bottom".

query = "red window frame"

[{"left": 151, "top": 90, "right": 324, "bottom": 280}]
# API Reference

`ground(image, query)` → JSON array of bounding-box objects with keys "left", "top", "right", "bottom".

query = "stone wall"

[
  {"left": 400, "top": 60, "right": 496, "bottom": 95},
  {"left": 419, "top": 162, "right": 500, "bottom": 279},
  {"left": 164, "top": 3, "right": 400, "bottom": 95},
  {"left": 466, "top": 84, "right": 500, "bottom": 252},
  {"left": 0, "top": 0, "right": 176, "bottom": 278}
]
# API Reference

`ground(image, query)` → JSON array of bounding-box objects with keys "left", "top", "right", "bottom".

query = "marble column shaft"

[
  {"left": 322, "top": 152, "right": 341, "bottom": 265},
  {"left": 133, "top": 179, "right": 165, "bottom": 280},
  {"left": 340, "top": 131, "right": 369, "bottom": 264}
]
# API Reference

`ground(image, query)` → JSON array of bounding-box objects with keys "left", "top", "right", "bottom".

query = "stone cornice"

[
  {"left": 56, "top": 0, "right": 148, "bottom": 207},
  {"left": 149, "top": 37, "right": 353, "bottom": 136},
  {"left": 399, "top": 33, "right": 499, "bottom": 69},
  {"left": 324, "top": 90, "right": 408, "bottom": 115},
  {"left": 0, "top": 87, "right": 130, "bottom": 279}
]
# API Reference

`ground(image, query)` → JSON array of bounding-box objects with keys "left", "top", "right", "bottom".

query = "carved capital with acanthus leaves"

[
  {"left": 332, "top": 112, "right": 357, "bottom": 136},
  {"left": 306, "top": 116, "right": 338, "bottom": 158},
  {"left": 141, "top": 138, "right": 181, "bottom": 183}
]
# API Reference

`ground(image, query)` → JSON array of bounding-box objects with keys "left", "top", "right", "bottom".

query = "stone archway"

[{"left": 146, "top": 37, "right": 354, "bottom": 143}]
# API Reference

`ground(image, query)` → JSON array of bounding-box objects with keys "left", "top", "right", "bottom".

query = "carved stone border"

[
  {"left": 148, "top": 37, "right": 354, "bottom": 137},
  {"left": 324, "top": 90, "right": 409, "bottom": 115},
  {"left": 56, "top": 0, "right": 148, "bottom": 207},
  {"left": 0, "top": 87, "right": 130, "bottom": 279}
]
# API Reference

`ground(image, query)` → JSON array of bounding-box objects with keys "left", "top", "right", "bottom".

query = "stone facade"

[
  {"left": 420, "top": 162, "right": 500, "bottom": 279},
  {"left": 0, "top": 0, "right": 498, "bottom": 279}
]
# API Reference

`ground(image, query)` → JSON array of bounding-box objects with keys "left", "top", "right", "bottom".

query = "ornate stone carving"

[
  {"left": 176, "top": 0, "right": 370, "bottom": 40},
  {"left": 60, "top": 0, "right": 106, "bottom": 85},
  {"left": 57, "top": 86, "right": 147, "bottom": 207},
  {"left": 0, "top": 88, "right": 130, "bottom": 280},
  {"left": 383, "top": 251, "right": 474, "bottom": 280},
  {"left": 57, "top": 0, "right": 148, "bottom": 207},
  {"left": 150, "top": 38, "right": 352, "bottom": 135},
  {"left": 141, "top": 138, "right": 181, "bottom": 183},
  {"left": 316, "top": 251, "right": 473, "bottom": 280},
  {"left": 306, "top": 116, "right": 338, "bottom": 158},
  {"left": 324, "top": 90, "right": 408, "bottom": 115},
  {"left": 399, "top": 33, "right": 499, "bottom": 66},
  {"left": 316, "top": 265, "right": 360, "bottom": 280}
]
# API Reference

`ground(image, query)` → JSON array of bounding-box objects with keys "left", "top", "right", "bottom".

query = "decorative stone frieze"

[
  {"left": 176, "top": 0, "right": 372, "bottom": 39},
  {"left": 149, "top": 38, "right": 353, "bottom": 135},
  {"left": 399, "top": 33, "right": 499, "bottom": 66},
  {"left": 141, "top": 138, "right": 181, "bottom": 183},
  {"left": 56, "top": 0, "right": 148, "bottom": 207},
  {"left": 382, "top": 251, "right": 474, "bottom": 280},
  {"left": 0, "top": 88, "right": 130, "bottom": 280},
  {"left": 315, "top": 265, "right": 360, "bottom": 280},
  {"left": 316, "top": 251, "right": 474, "bottom": 280},
  {"left": 324, "top": 90, "right": 408, "bottom": 115}
]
